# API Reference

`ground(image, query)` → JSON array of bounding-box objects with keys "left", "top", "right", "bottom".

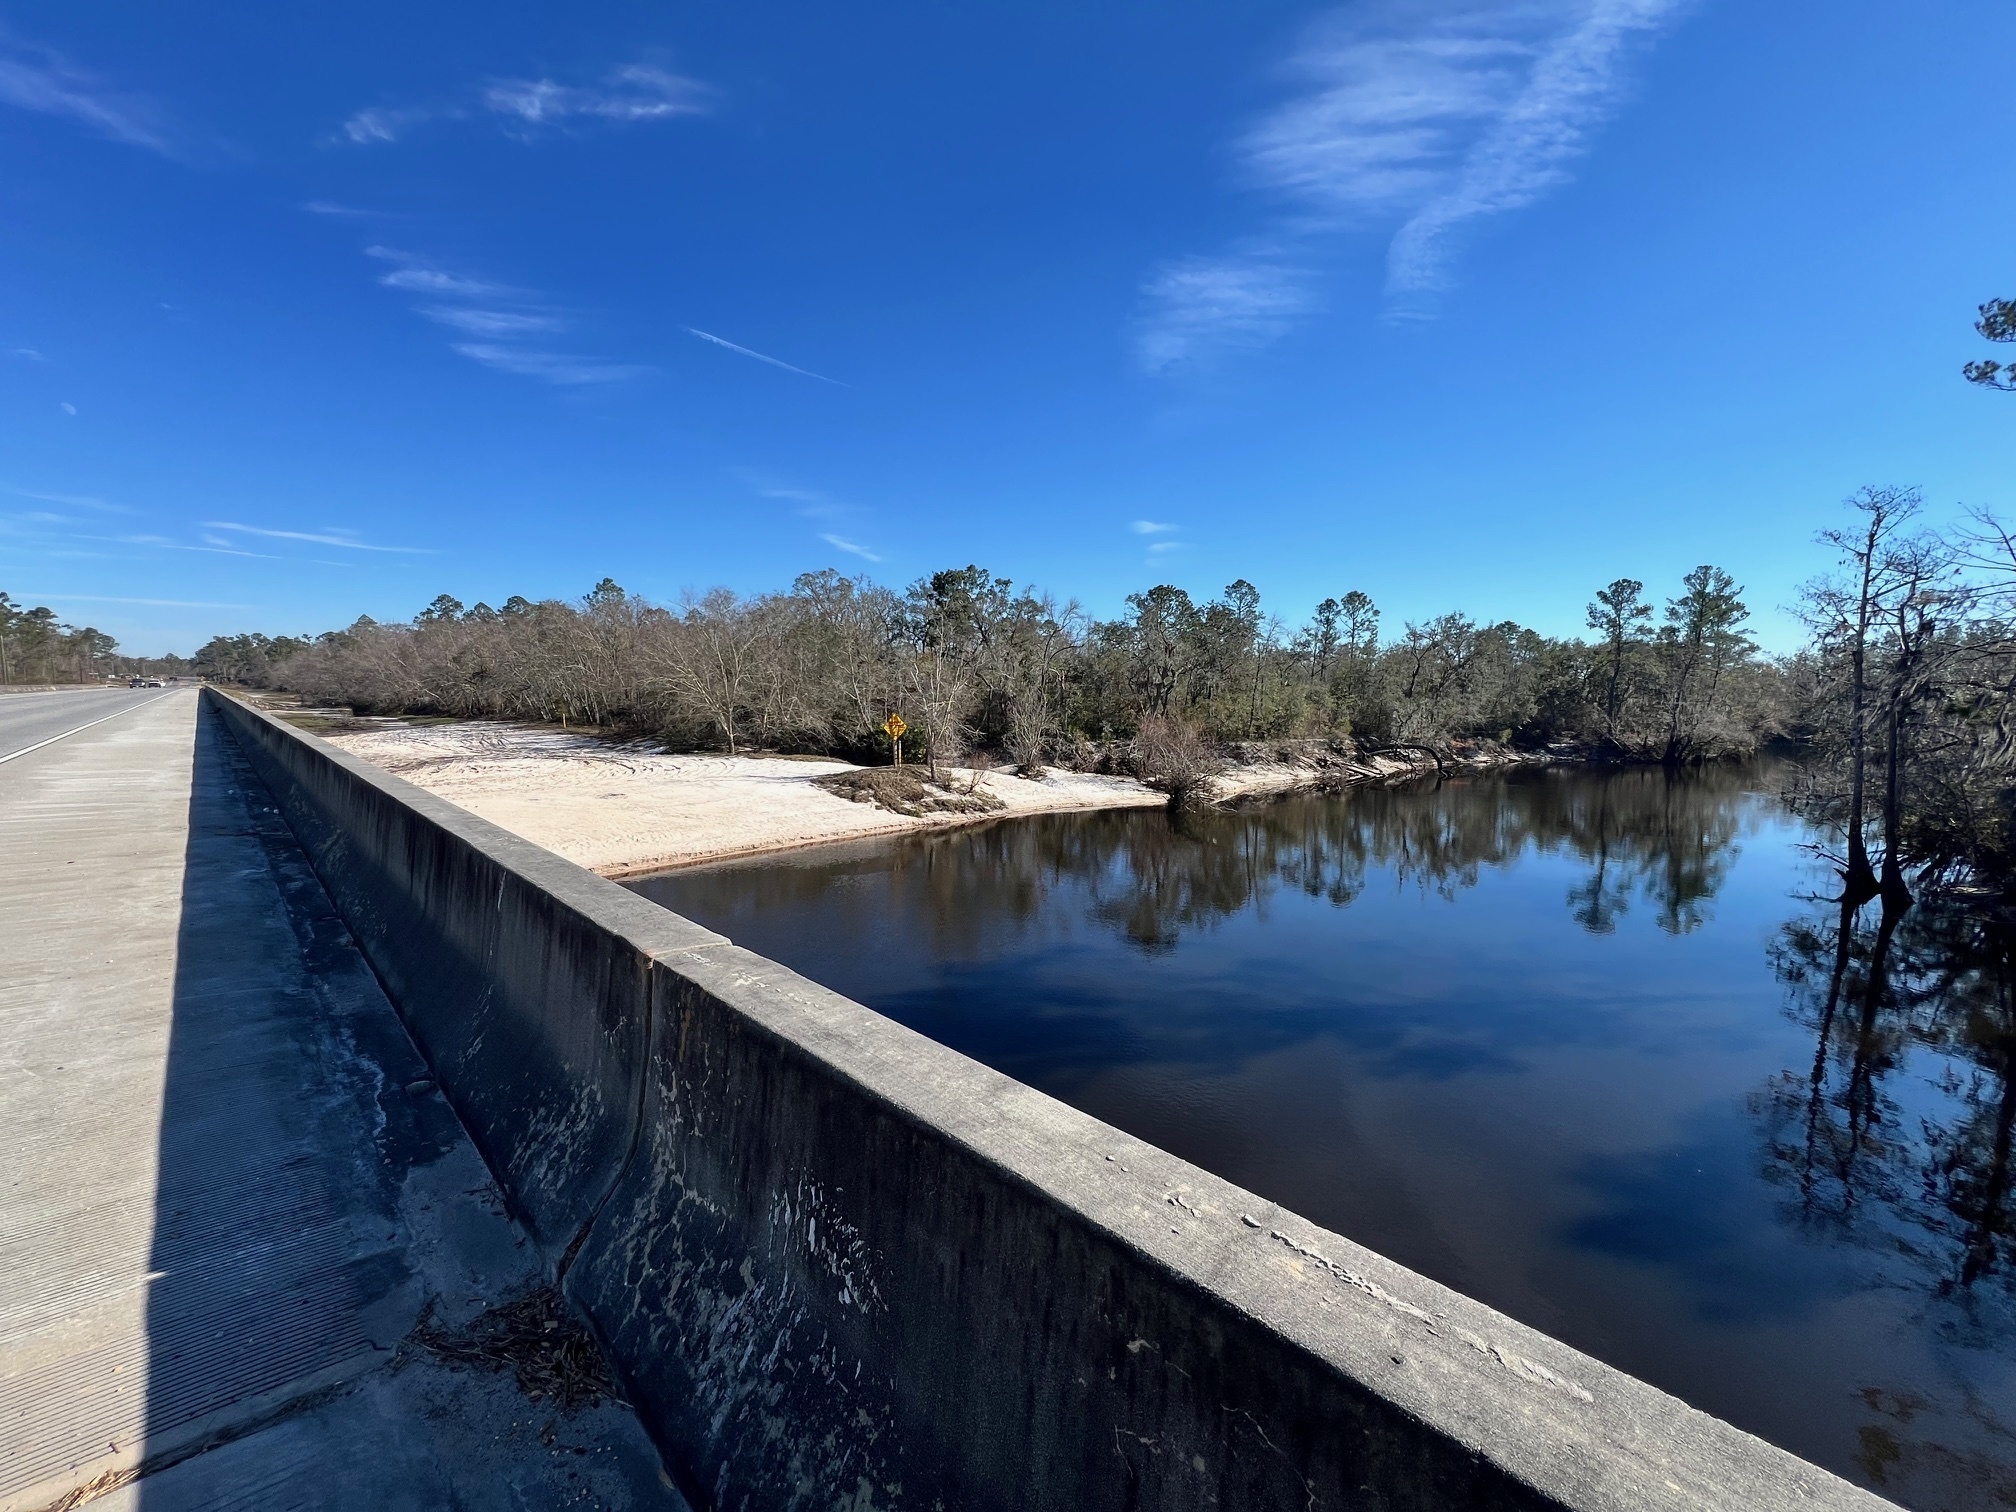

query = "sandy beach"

[{"left": 321, "top": 720, "right": 1173, "bottom": 877}]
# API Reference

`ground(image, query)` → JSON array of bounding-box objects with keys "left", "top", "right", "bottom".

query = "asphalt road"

[{"left": 0, "top": 686, "right": 185, "bottom": 765}]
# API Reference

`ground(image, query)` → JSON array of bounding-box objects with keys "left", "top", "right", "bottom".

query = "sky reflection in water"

[{"left": 628, "top": 765, "right": 2015, "bottom": 1511}]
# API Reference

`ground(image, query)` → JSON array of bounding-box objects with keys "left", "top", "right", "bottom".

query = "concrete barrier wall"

[{"left": 206, "top": 690, "right": 1895, "bottom": 1512}]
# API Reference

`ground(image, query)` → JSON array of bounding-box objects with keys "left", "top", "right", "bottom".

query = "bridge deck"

[{"left": 0, "top": 690, "right": 682, "bottom": 1510}]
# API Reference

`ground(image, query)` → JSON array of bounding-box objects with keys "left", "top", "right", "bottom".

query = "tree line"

[
  {"left": 0, "top": 592, "right": 132, "bottom": 684},
  {"left": 236, "top": 562, "right": 1786, "bottom": 774}
]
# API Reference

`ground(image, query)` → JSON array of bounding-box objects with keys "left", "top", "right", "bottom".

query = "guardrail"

[{"left": 205, "top": 688, "right": 1894, "bottom": 1512}]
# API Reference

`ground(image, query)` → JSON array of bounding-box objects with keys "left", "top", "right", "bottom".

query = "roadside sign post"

[{"left": 882, "top": 713, "right": 907, "bottom": 766}]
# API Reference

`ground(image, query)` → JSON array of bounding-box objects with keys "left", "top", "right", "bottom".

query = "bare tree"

[
  {"left": 1802, "top": 487, "right": 1921, "bottom": 901},
  {"left": 1872, "top": 533, "right": 1958, "bottom": 908},
  {"left": 653, "top": 589, "right": 764, "bottom": 753}
]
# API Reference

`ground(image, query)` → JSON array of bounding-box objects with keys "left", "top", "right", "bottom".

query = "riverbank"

[
  {"left": 294, "top": 718, "right": 1531, "bottom": 876},
  {"left": 313, "top": 719, "right": 1164, "bottom": 876},
  {"left": 1205, "top": 736, "right": 1540, "bottom": 801}
]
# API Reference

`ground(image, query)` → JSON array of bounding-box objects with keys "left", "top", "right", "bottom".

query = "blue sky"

[{"left": 2, "top": 1, "right": 2011, "bottom": 656}]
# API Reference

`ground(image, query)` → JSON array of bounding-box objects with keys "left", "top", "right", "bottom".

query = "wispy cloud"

[
  {"left": 1139, "top": 0, "right": 1684, "bottom": 368},
  {"left": 339, "top": 106, "right": 441, "bottom": 146},
  {"left": 1131, "top": 518, "right": 1189, "bottom": 559},
  {"left": 366, "top": 246, "right": 513, "bottom": 299},
  {"left": 375, "top": 266, "right": 498, "bottom": 300},
  {"left": 1138, "top": 252, "right": 1320, "bottom": 371},
  {"left": 59, "top": 530, "right": 357, "bottom": 567},
  {"left": 204, "top": 521, "right": 430, "bottom": 553},
  {"left": 686, "top": 327, "right": 843, "bottom": 385},
  {"left": 338, "top": 63, "right": 709, "bottom": 147},
  {"left": 93, "top": 534, "right": 279, "bottom": 561},
  {"left": 29, "top": 594, "right": 258, "bottom": 608},
  {"left": 485, "top": 66, "right": 709, "bottom": 127},
  {"left": 820, "top": 534, "right": 882, "bottom": 563},
  {"left": 11, "top": 347, "right": 44, "bottom": 361},
  {"left": 418, "top": 305, "right": 567, "bottom": 338},
  {"left": 2, "top": 501, "right": 372, "bottom": 570},
  {"left": 345, "top": 248, "right": 641, "bottom": 384},
  {"left": 450, "top": 344, "right": 645, "bottom": 385},
  {"left": 737, "top": 473, "right": 848, "bottom": 521},
  {"left": 0, "top": 28, "right": 176, "bottom": 157},
  {"left": 749, "top": 483, "right": 831, "bottom": 508},
  {"left": 735, "top": 471, "right": 882, "bottom": 560},
  {"left": 58, "top": 402, "right": 76, "bottom": 416},
  {"left": 302, "top": 199, "right": 382, "bottom": 218},
  {"left": 9, "top": 488, "right": 128, "bottom": 513},
  {"left": 194, "top": 532, "right": 284, "bottom": 558},
  {"left": 1382, "top": 0, "right": 1681, "bottom": 300},
  {"left": 174, "top": 541, "right": 279, "bottom": 559}
]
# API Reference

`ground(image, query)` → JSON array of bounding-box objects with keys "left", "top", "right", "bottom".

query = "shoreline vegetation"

[
  {"left": 258, "top": 705, "right": 1538, "bottom": 877},
  {"left": 177, "top": 485, "right": 2016, "bottom": 903},
  {"left": 210, "top": 563, "right": 1781, "bottom": 771}
]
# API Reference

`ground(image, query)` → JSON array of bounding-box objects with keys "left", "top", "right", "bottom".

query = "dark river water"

[{"left": 627, "top": 764, "right": 2016, "bottom": 1511}]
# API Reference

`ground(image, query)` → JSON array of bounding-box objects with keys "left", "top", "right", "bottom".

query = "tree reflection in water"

[
  {"left": 1762, "top": 895, "right": 2015, "bottom": 1296},
  {"left": 842, "top": 763, "right": 1757, "bottom": 956},
  {"left": 1758, "top": 890, "right": 2016, "bottom": 1504},
  {"left": 644, "top": 768, "right": 2009, "bottom": 1312}
]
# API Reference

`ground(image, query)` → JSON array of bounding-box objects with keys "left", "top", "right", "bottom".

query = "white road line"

[{"left": 0, "top": 691, "right": 180, "bottom": 766}]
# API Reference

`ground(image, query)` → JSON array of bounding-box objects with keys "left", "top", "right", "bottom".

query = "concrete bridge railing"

[{"left": 205, "top": 689, "right": 1894, "bottom": 1512}]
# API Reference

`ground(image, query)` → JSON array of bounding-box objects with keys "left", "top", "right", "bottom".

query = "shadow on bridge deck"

[{"left": 0, "top": 694, "right": 680, "bottom": 1511}]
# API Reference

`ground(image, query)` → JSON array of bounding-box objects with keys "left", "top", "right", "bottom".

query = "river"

[{"left": 626, "top": 763, "right": 2015, "bottom": 1511}]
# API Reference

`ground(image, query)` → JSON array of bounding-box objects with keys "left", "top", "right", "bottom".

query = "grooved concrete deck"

[{"left": 0, "top": 690, "right": 683, "bottom": 1510}]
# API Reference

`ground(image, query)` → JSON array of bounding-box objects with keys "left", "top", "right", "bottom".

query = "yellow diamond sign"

[{"left": 882, "top": 713, "right": 908, "bottom": 741}]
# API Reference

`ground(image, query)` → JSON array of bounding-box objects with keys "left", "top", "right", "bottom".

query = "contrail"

[{"left": 685, "top": 327, "right": 844, "bottom": 385}]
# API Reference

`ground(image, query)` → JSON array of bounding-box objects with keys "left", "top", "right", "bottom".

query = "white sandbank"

[{"left": 322, "top": 721, "right": 1171, "bottom": 878}]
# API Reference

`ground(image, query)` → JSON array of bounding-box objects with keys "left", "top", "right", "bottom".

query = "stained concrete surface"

[{"left": 0, "top": 690, "right": 685, "bottom": 1510}]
